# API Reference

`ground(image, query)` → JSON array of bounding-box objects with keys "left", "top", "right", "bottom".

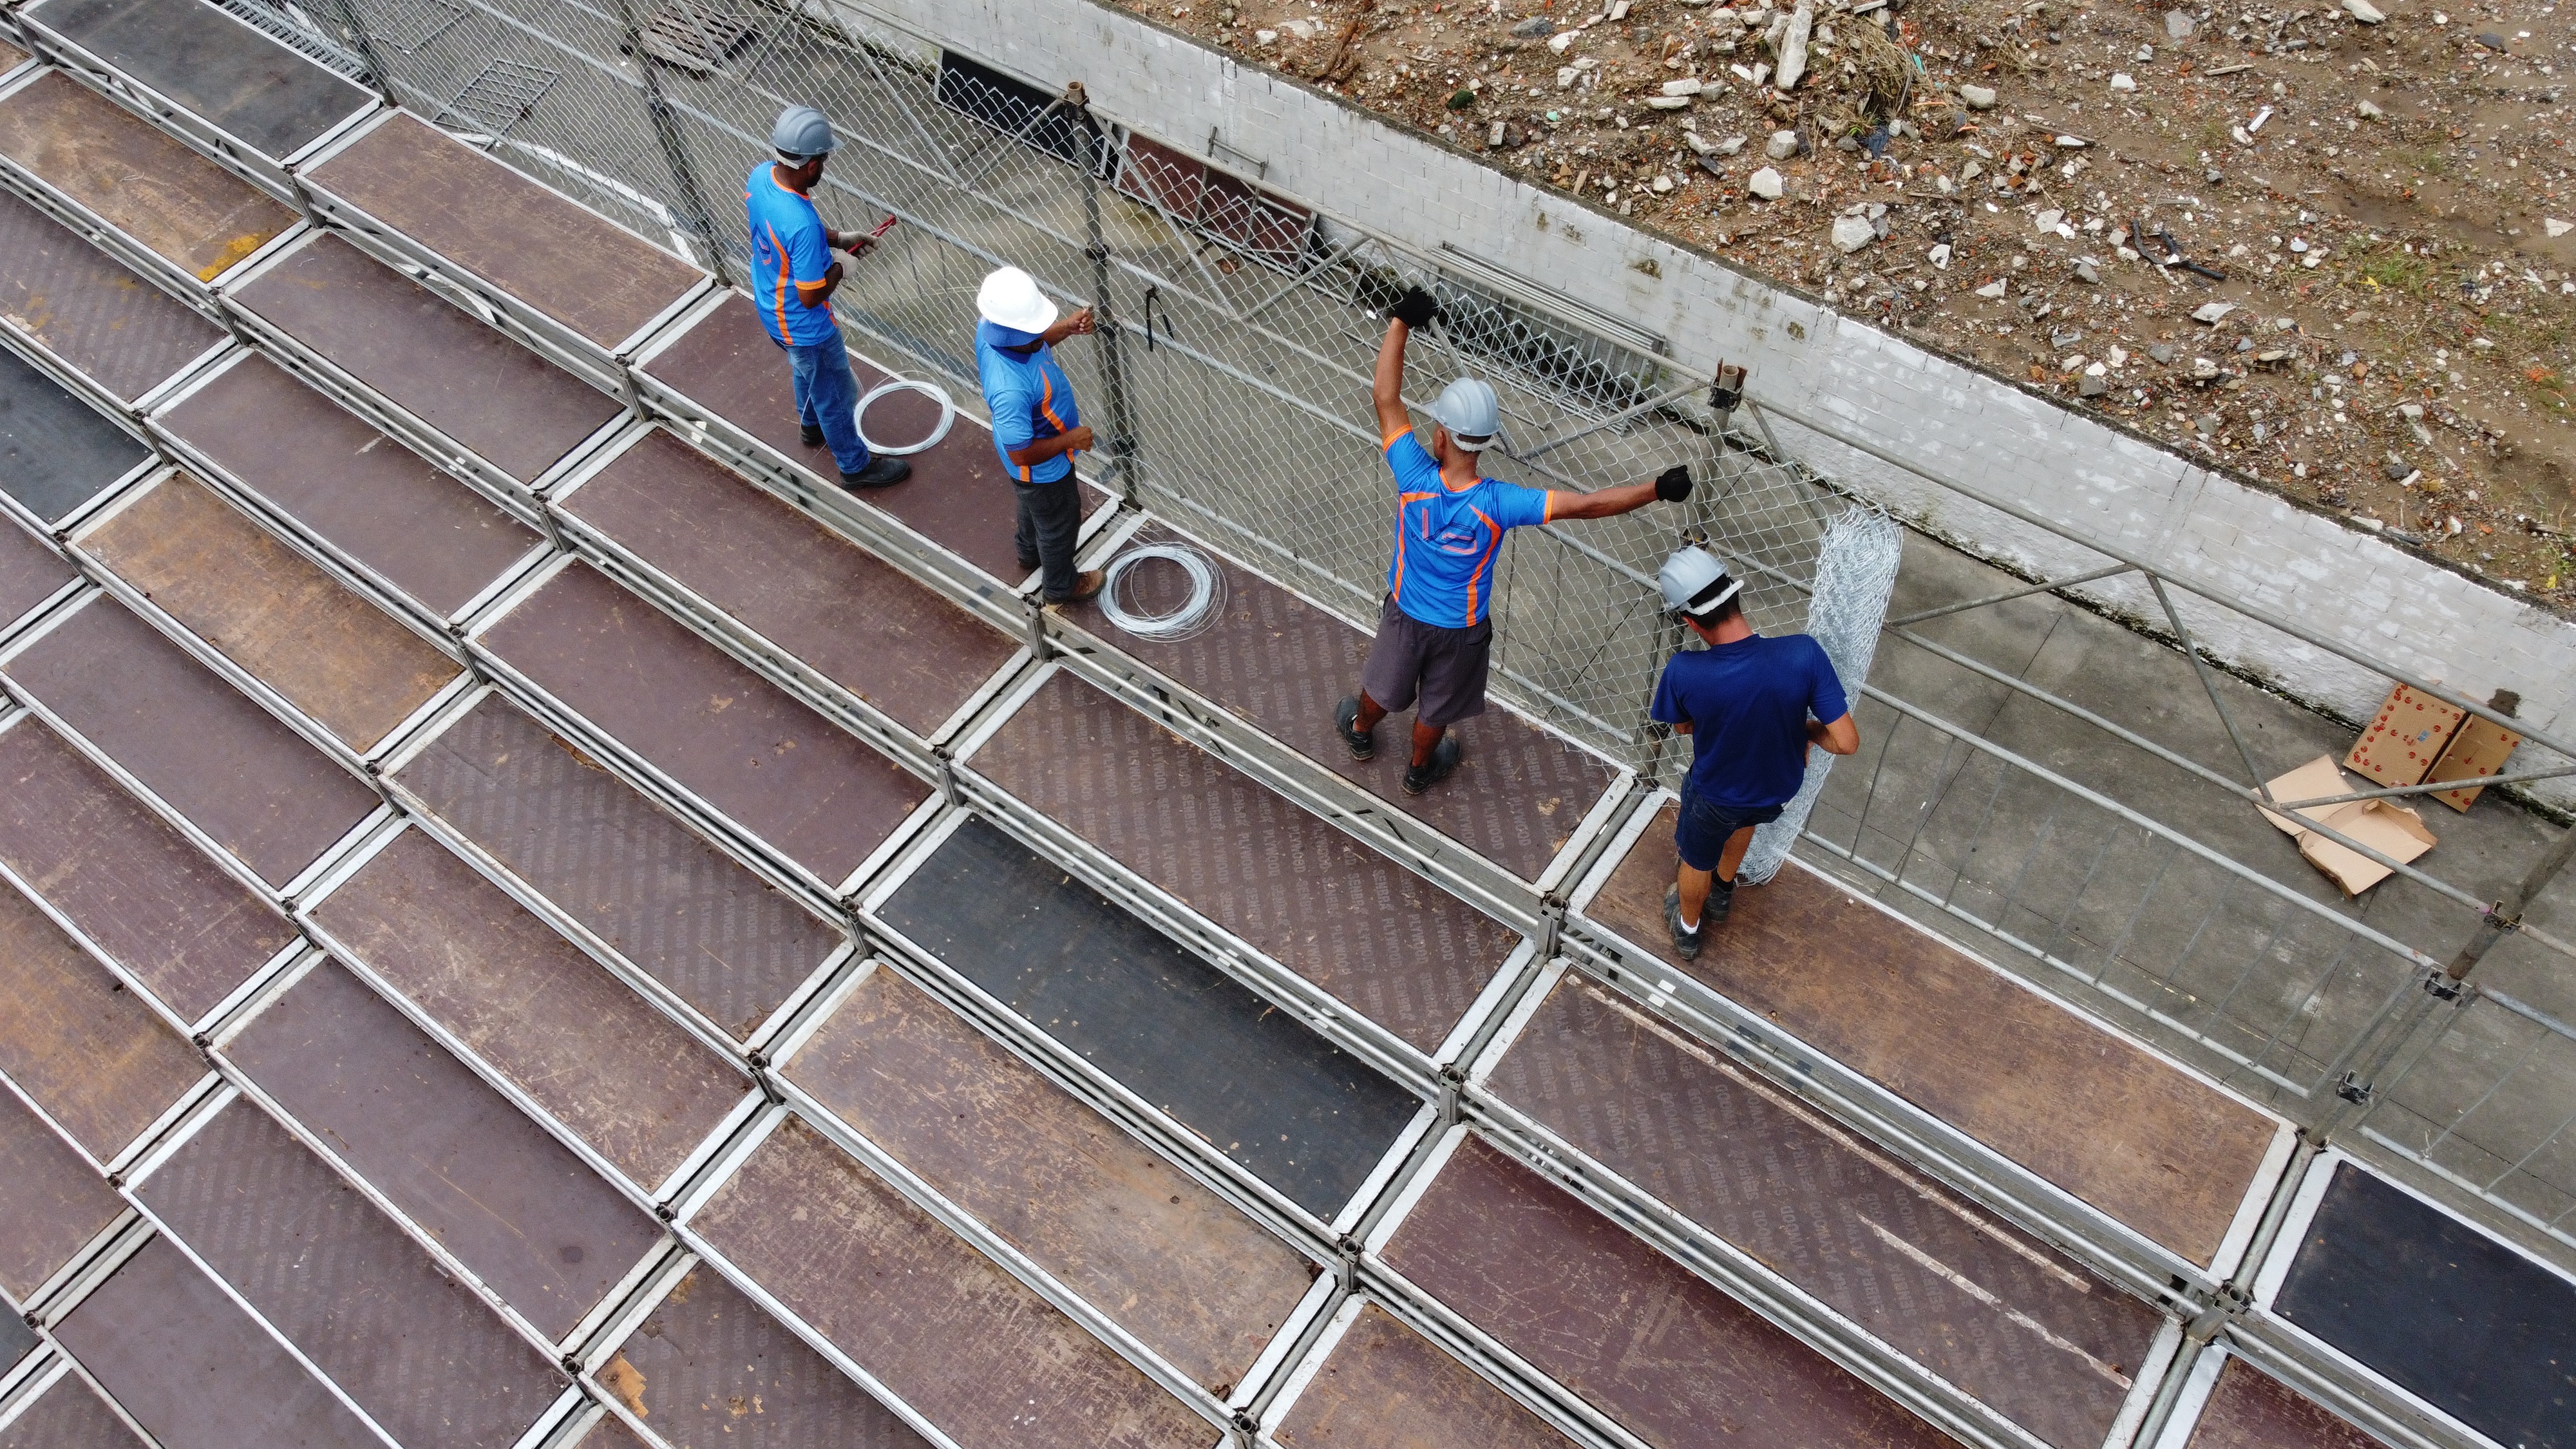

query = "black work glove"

[
  {"left": 1655, "top": 464, "right": 1694, "bottom": 502},
  {"left": 1387, "top": 285, "right": 1441, "bottom": 329}
]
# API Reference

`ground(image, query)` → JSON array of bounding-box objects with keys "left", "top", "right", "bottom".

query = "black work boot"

[
  {"left": 1335, "top": 696, "right": 1374, "bottom": 761},
  {"left": 800, "top": 423, "right": 826, "bottom": 446},
  {"left": 1705, "top": 874, "right": 1738, "bottom": 927},
  {"left": 1664, "top": 885, "right": 1703, "bottom": 960},
  {"left": 840, "top": 456, "right": 911, "bottom": 489},
  {"left": 1401, "top": 735, "right": 1462, "bottom": 796}
]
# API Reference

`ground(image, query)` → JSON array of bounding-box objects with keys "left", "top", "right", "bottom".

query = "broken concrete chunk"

[
  {"left": 1512, "top": 15, "right": 1554, "bottom": 37},
  {"left": 2034, "top": 207, "right": 2065, "bottom": 232},
  {"left": 1662, "top": 77, "right": 1704, "bottom": 97},
  {"left": 1929, "top": 242, "right": 1953, "bottom": 269},
  {"left": 1766, "top": 129, "right": 1801, "bottom": 159},
  {"left": 1748, "top": 166, "right": 1785, "bottom": 198},
  {"left": 2356, "top": 99, "right": 2385, "bottom": 119},
  {"left": 1776, "top": 2, "right": 1814, "bottom": 90},
  {"left": 1684, "top": 129, "right": 1715, "bottom": 154},
  {"left": 1652, "top": 174, "right": 1675, "bottom": 193},
  {"left": 1716, "top": 134, "right": 1748, "bottom": 154},
  {"left": 2166, "top": 10, "right": 2196, "bottom": 38},
  {"left": 2548, "top": 218, "right": 2575, "bottom": 238},
  {"left": 1960, "top": 83, "right": 1998, "bottom": 109},
  {"left": 2110, "top": 72, "right": 2137, "bottom": 91},
  {"left": 2342, "top": 0, "right": 2386, "bottom": 21},
  {"left": 1831, "top": 214, "right": 1878, "bottom": 252},
  {"left": 2193, "top": 301, "right": 2239, "bottom": 324},
  {"left": 1974, "top": 278, "right": 2008, "bottom": 298},
  {"left": 1647, "top": 95, "right": 1692, "bottom": 109},
  {"left": 2148, "top": 343, "right": 2176, "bottom": 363},
  {"left": 1550, "top": 30, "right": 1577, "bottom": 52},
  {"left": 2074, "top": 258, "right": 2101, "bottom": 284}
]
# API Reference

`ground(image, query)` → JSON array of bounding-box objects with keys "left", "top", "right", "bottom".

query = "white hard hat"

[
  {"left": 976, "top": 266, "right": 1059, "bottom": 336},
  {"left": 1659, "top": 546, "right": 1741, "bottom": 621},
  {"left": 1426, "top": 377, "right": 1501, "bottom": 450}
]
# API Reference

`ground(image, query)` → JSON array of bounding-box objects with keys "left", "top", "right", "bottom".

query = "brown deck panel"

[
  {"left": 480, "top": 562, "right": 930, "bottom": 885},
  {"left": 230, "top": 234, "right": 621, "bottom": 484},
  {"left": 308, "top": 114, "right": 702, "bottom": 348},
  {"left": 0, "top": 188, "right": 223, "bottom": 400},
  {"left": 1069, "top": 529, "right": 1615, "bottom": 883},
  {"left": 2186, "top": 1359, "right": 2382, "bottom": 1449},
  {"left": 786, "top": 967, "right": 1311, "bottom": 1390},
  {"left": 160, "top": 355, "right": 541, "bottom": 616},
  {"left": 594, "top": 1264, "right": 930, "bottom": 1448},
  {"left": 313, "top": 828, "right": 745, "bottom": 1188},
  {"left": 139, "top": 1100, "right": 563, "bottom": 1448},
  {"left": 0, "top": 516, "right": 73, "bottom": 628},
  {"left": 691, "top": 1116, "right": 1213, "bottom": 1449},
  {"left": 52, "top": 1236, "right": 379, "bottom": 1449},
  {"left": 640, "top": 294, "right": 1093, "bottom": 582},
  {"left": 225, "top": 959, "right": 662, "bottom": 1341},
  {"left": 1276, "top": 1304, "right": 1573, "bottom": 1449},
  {"left": 31, "top": 0, "right": 372, "bottom": 162},
  {"left": 3, "top": 598, "right": 379, "bottom": 886},
  {"left": 1587, "top": 806, "right": 2275, "bottom": 1267},
  {"left": 0, "top": 71, "right": 294, "bottom": 282},
  {"left": 0, "top": 1373, "right": 147, "bottom": 1449},
  {"left": 569, "top": 1415, "right": 653, "bottom": 1449},
  {"left": 978, "top": 670, "right": 1519, "bottom": 1052},
  {"left": 1382, "top": 1135, "right": 1952, "bottom": 1449},
  {"left": 399, "top": 696, "right": 842, "bottom": 1040},
  {"left": 0, "top": 41, "right": 24, "bottom": 70},
  {"left": 1492, "top": 976, "right": 2162, "bottom": 1449},
  {"left": 0, "top": 717, "right": 292, "bottom": 1020},
  {"left": 560, "top": 429, "right": 1017, "bottom": 737},
  {"left": 0, "top": 1078, "right": 121, "bottom": 1299},
  {"left": 0, "top": 882, "right": 202, "bottom": 1160},
  {"left": 81, "top": 474, "right": 459, "bottom": 747}
]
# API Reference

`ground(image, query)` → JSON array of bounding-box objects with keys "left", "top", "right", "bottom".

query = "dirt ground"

[{"left": 1119, "top": 0, "right": 2576, "bottom": 608}]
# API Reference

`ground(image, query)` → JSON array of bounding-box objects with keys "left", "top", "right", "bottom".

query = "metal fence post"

[
  {"left": 607, "top": 0, "right": 735, "bottom": 288},
  {"left": 1065, "top": 83, "right": 1141, "bottom": 507}
]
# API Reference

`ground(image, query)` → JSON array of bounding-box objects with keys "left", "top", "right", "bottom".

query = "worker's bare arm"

[
  {"left": 1372, "top": 319, "right": 1412, "bottom": 440},
  {"left": 1040, "top": 307, "right": 1097, "bottom": 346},
  {"left": 1008, "top": 424, "right": 1095, "bottom": 466},
  {"left": 1808, "top": 712, "right": 1860, "bottom": 755},
  {"left": 1546, "top": 480, "right": 1662, "bottom": 520},
  {"left": 1671, "top": 719, "right": 1693, "bottom": 735}
]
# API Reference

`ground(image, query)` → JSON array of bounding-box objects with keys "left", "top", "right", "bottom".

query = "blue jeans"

[{"left": 785, "top": 328, "right": 871, "bottom": 476}]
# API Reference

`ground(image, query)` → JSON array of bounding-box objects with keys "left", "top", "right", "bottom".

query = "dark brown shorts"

[{"left": 1359, "top": 595, "right": 1492, "bottom": 728}]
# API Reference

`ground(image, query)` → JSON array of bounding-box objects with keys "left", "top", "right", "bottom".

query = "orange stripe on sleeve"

[{"left": 1383, "top": 429, "right": 1411, "bottom": 451}]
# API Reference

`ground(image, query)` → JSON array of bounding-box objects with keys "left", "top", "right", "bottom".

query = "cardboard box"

[
  {"left": 2345, "top": 684, "right": 2467, "bottom": 788},
  {"left": 2260, "top": 754, "right": 2438, "bottom": 895},
  {"left": 2259, "top": 755, "right": 2362, "bottom": 836},
  {"left": 2425, "top": 716, "right": 2524, "bottom": 813}
]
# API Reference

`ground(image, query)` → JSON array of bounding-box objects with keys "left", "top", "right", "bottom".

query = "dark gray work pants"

[{"left": 1014, "top": 477, "right": 1083, "bottom": 600}]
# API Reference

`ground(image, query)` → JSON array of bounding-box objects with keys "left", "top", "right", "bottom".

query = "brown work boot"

[{"left": 1046, "top": 569, "right": 1106, "bottom": 606}]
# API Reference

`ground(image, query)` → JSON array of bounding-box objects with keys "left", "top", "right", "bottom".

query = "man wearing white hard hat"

[
  {"left": 1649, "top": 545, "right": 1858, "bottom": 959},
  {"left": 1336, "top": 285, "right": 1694, "bottom": 796},
  {"left": 746, "top": 105, "right": 910, "bottom": 489},
  {"left": 974, "top": 266, "right": 1104, "bottom": 603}
]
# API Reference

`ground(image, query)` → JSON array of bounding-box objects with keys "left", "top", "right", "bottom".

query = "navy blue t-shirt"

[{"left": 1651, "top": 634, "right": 1849, "bottom": 809}]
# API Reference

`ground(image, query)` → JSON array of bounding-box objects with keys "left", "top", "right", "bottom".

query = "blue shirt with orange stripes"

[
  {"left": 976, "top": 320, "right": 1081, "bottom": 485},
  {"left": 744, "top": 163, "right": 838, "bottom": 346},
  {"left": 1382, "top": 430, "right": 1552, "bottom": 628}
]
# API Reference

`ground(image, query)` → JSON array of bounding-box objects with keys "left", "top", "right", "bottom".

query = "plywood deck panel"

[
  {"left": 480, "top": 562, "right": 930, "bottom": 886},
  {"left": 2273, "top": 1164, "right": 2574, "bottom": 1449},
  {"left": 225, "top": 960, "right": 661, "bottom": 1341},
  {"left": 1490, "top": 976, "right": 2161, "bottom": 1449},
  {"left": 690, "top": 1116, "right": 1214, "bottom": 1449},
  {"left": 1587, "top": 805, "right": 2276, "bottom": 1268},
  {"left": 0, "top": 1372, "right": 146, "bottom": 1448},
  {"left": 878, "top": 816, "right": 1421, "bottom": 1218},
  {"left": 0, "top": 882, "right": 202, "bottom": 1159},
  {"left": 569, "top": 1414, "right": 653, "bottom": 1449},
  {"left": 977, "top": 670, "right": 1520, "bottom": 1053},
  {"left": 81, "top": 474, "right": 459, "bottom": 747},
  {"left": 2185, "top": 1359, "right": 2382, "bottom": 1449},
  {"left": 313, "top": 829, "right": 744, "bottom": 1188},
  {"left": 0, "top": 516, "right": 72, "bottom": 626},
  {"left": 1274, "top": 1303, "right": 1574, "bottom": 1449},
  {"left": 158, "top": 355, "right": 540, "bottom": 617},
  {"left": 786, "top": 967, "right": 1312, "bottom": 1390},
  {"left": 230, "top": 235, "right": 620, "bottom": 484},
  {"left": 3, "top": 598, "right": 379, "bottom": 886},
  {"left": 0, "top": 717, "right": 292, "bottom": 1019},
  {"left": 1382, "top": 1135, "right": 1954, "bottom": 1449},
  {"left": 399, "top": 696, "right": 842, "bottom": 1041},
  {"left": 0, "top": 41, "right": 25, "bottom": 70},
  {"left": 558, "top": 429, "right": 1017, "bottom": 738},
  {"left": 0, "top": 341, "right": 147, "bottom": 524},
  {"left": 307, "top": 113, "right": 701, "bottom": 349},
  {"left": 0, "top": 188, "right": 223, "bottom": 400},
  {"left": 592, "top": 1264, "right": 930, "bottom": 1448},
  {"left": 0, "top": 1052, "right": 124, "bottom": 1298},
  {"left": 0, "top": 1313, "right": 30, "bottom": 1379},
  {"left": 30, "top": 0, "right": 370, "bottom": 160},
  {"left": 1069, "top": 529, "right": 1615, "bottom": 883},
  {"left": 0, "top": 71, "right": 293, "bottom": 281},
  {"left": 52, "top": 1235, "right": 379, "bottom": 1449}
]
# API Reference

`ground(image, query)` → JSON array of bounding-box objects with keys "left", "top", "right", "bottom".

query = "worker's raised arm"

[
  {"left": 1546, "top": 464, "right": 1695, "bottom": 521},
  {"left": 1376, "top": 287, "right": 1439, "bottom": 441}
]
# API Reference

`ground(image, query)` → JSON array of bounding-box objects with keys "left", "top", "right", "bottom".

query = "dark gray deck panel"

[
  {"left": 28, "top": 0, "right": 371, "bottom": 160},
  {"left": 0, "top": 1302, "right": 33, "bottom": 1376},
  {"left": 0, "top": 1075, "right": 123, "bottom": 1300},
  {"left": 0, "top": 188, "right": 223, "bottom": 401},
  {"left": 689, "top": 1116, "right": 1215, "bottom": 1449},
  {"left": 52, "top": 1235, "right": 380, "bottom": 1449},
  {"left": 0, "top": 880, "right": 202, "bottom": 1160},
  {"left": 0, "top": 518, "right": 73, "bottom": 627},
  {"left": 312, "top": 828, "right": 746, "bottom": 1188},
  {"left": 593, "top": 1264, "right": 930, "bottom": 1448},
  {"left": 876, "top": 815, "right": 1420, "bottom": 1218},
  {"left": 398, "top": 696, "right": 843, "bottom": 1041},
  {"left": 480, "top": 562, "right": 931, "bottom": 886},
  {"left": 225, "top": 959, "right": 663, "bottom": 1342},
  {"left": 2186, "top": 1358, "right": 2383, "bottom": 1449},
  {"left": 0, "top": 1372, "right": 147, "bottom": 1448},
  {"left": 2273, "top": 1163, "right": 2574, "bottom": 1449},
  {"left": 138, "top": 1099, "right": 564, "bottom": 1448},
  {"left": 1274, "top": 1303, "right": 1574, "bottom": 1449},
  {"left": 3, "top": 598, "right": 381, "bottom": 886},
  {"left": 0, "top": 716, "right": 294, "bottom": 1020},
  {"left": 0, "top": 341, "right": 147, "bottom": 524},
  {"left": 229, "top": 234, "right": 620, "bottom": 484}
]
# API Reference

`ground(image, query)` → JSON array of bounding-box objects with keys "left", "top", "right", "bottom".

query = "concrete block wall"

[{"left": 847, "top": 0, "right": 2576, "bottom": 799}]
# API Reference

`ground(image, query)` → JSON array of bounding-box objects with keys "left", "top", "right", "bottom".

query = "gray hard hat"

[
  {"left": 772, "top": 105, "right": 837, "bottom": 160},
  {"left": 1425, "top": 377, "right": 1501, "bottom": 450},
  {"left": 1659, "top": 546, "right": 1742, "bottom": 621}
]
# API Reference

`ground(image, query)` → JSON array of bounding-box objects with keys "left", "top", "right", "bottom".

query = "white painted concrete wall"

[{"left": 848, "top": 0, "right": 2576, "bottom": 796}]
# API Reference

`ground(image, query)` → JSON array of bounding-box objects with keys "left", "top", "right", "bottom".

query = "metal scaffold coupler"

[
  {"left": 1332, "top": 1233, "right": 1360, "bottom": 1295},
  {"left": 1436, "top": 1064, "right": 1466, "bottom": 1129}
]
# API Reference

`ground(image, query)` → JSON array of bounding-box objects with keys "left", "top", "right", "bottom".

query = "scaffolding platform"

[
  {"left": 0, "top": 187, "right": 225, "bottom": 413},
  {"left": 0, "top": 879, "right": 205, "bottom": 1164},
  {"left": 2165, "top": 1355, "right": 2387, "bottom": 1449},
  {"left": 0, "top": 516, "right": 74, "bottom": 641},
  {"left": 1273, "top": 1302, "right": 1577, "bottom": 1449},
  {"left": 0, "top": 341, "right": 150, "bottom": 530},
  {"left": 0, "top": 1367, "right": 138, "bottom": 1447},
  {"left": 0, "top": 1084, "right": 122, "bottom": 1305}
]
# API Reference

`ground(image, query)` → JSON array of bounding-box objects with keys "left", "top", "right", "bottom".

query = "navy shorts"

[{"left": 1673, "top": 791, "right": 1785, "bottom": 872}]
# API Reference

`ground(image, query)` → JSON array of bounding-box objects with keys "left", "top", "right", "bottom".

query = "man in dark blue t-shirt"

[{"left": 1649, "top": 547, "right": 1858, "bottom": 958}]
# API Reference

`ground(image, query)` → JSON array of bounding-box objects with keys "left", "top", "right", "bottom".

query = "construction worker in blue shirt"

[
  {"left": 746, "top": 106, "right": 910, "bottom": 491},
  {"left": 975, "top": 265, "right": 1104, "bottom": 603},
  {"left": 1336, "top": 286, "right": 1697, "bottom": 795}
]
